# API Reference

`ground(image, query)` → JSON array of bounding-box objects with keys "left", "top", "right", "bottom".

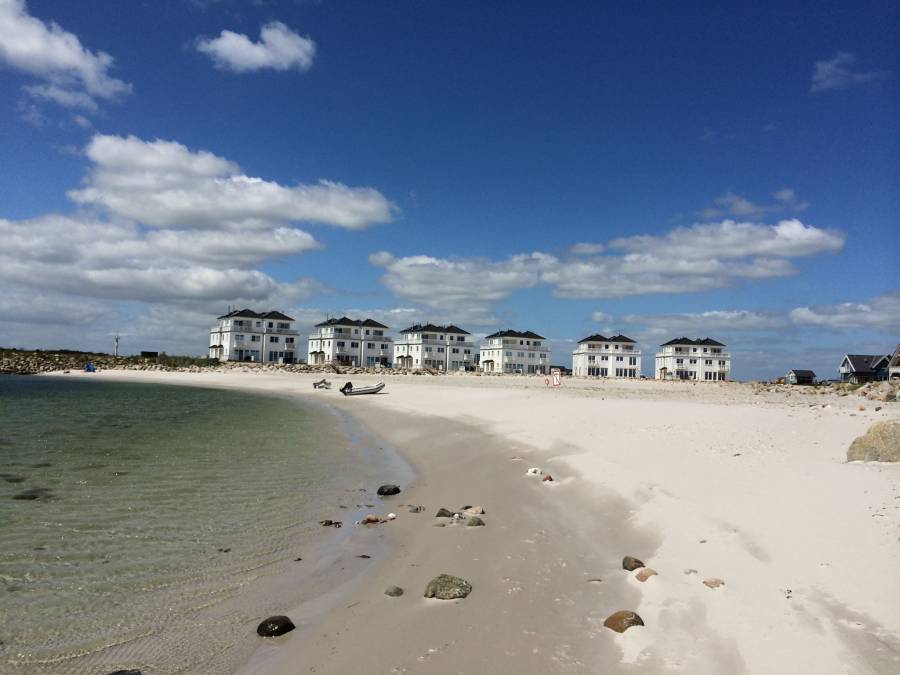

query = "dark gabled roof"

[
  {"left": 314, "top": 317, "right": 389, "bottom": 328},
  {"left": 484, "top": 329, "right": 547, "bottom": 340},
  {"left": 400, "top": 323, "right": 471, "bottom": 335},
  {"left": 789, "top": 369, "right": 816, "bottom": 378},
  {"left": 660, "top": 337, "right": 726, "bottom": 347},
  {"left": 261, "top": 310, "right": 294, "bottom": 321},
  {"left": 609, "top": 334, "right": 636, "bottom": 343},
  {"left": 217, "top": 308, "right": 263, "bottom": 319},
  {"left": 843, "top": 354, "right": 889, "bottom": 373},
  {"left": 578, "top": 334, "right": 608, "bottom": 343}
]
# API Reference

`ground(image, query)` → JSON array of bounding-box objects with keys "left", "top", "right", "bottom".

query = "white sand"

[{"left": 53, "top": 370, "right": 900, "bottom": 674}]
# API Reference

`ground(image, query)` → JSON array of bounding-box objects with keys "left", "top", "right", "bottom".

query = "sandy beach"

[{"left": 52, "top": 370, "right": 900, "bottom": 675}]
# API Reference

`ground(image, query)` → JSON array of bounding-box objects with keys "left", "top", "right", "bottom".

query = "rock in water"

[
  {"left": 603, "top": 610, "right": 644, "bottom": 633},
  {"left": 256, "top": 615, "right": 295, "bottom": 637},
  {"left": 466, "top": 516, "right": 485, "bottom": 527},
  {"left": 424, "top": 574, "right": 473, "bottom": 599},
  {"left": 622, "top": 556, "right": 645, "bottom": 571},
  {"left": 435, "top": 507, "right": 455, "bottom": 518},
  {"left": 635, "top": 568, "right": 658, "bottom": 582},
  {"left": 847, "top": 420, "right": 900, "bottom": 462},
  {"left": 377, "top": 484, "right": 401, "bottom": 496},
  {"left": 385, "top": 585, "right": 404, "bottom": 597}
]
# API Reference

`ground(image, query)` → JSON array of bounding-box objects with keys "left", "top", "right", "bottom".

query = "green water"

[{"left": 0, "top": 377, "right": 388, "bottom": 673}]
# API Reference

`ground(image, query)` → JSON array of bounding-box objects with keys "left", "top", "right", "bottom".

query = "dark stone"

[
  {"left": 107, "top": 670, "right": 142, "bottom": 675},
  {"left": 385, "top": 585, "right": 404, "bottom": 597},
  {"left": 218, "top": 548, "right": 231, "bottom": 553},
  {"left": 408, "top": 505, "right": 425, "bottom": 513},
  {"left": 603, "top": 610, "right": 644, "bottom": 633},
  {"left": 3, "top": 476, "right": 25, "bottom": 483},
  {"left": 294, "top": 557, "right": 303, "bottom": 561},
  {"left": 424, "top": 574, "right": 472, "bottom": 600},
  {"left": 256, "top": 615, "right": 295, "bottom": 637},
  {"left": 435, "top": 508, "right": 455, "bottom": 518},
  {"left": 13, "top": 487, "right": 53, "bottom": 500},
  {"left": 358, "top": 554, "right": 371, "bottom": 559},
  {"left": 30, "top": 462, "right": 52, "bottom": 468},
  {"left": 377, "top": 484, "right": 401, "bottom": 496},
  {"left": 622, "top": 556, "right": 645, "bottom": 571},
  {"left": 466, "top": 516, "right": 485, "bottom": 527}
]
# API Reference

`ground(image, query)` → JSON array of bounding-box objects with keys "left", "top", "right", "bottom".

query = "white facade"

[
  {"left": 307, "top": 317, "right": 393, "bottom": 367},
  {"left": 479, "top": 330, "right": 550, "bottom": 374},
  {"left": 655, "top": 338, "right": 730, "bottom": 381},
  {"left": 572, "top": 334, "right": 641, "bottom": 378},
  {"left": 209, "top": 309, "right": 300, "bottom": 364},
  {"left": 394, "top": 324, "right": 477, "bottom": 371}
]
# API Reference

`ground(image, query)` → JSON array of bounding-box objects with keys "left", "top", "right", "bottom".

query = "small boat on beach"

[{"left": 339, "top": 381, "right": 385, "bottom": 396}]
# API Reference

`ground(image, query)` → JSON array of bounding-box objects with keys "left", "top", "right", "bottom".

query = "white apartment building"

[
  {"left": 307, "top": 317, "right": 393, "bottom": 367},
  {"left": 393, "top": 324, "right": 477, "bottom": 371},
  {"left": 209, "top": 309, "right": 300, "bottom": 363},
  {"left": 572, "top": 334, "right": 641, "bottom": 378},
  {"left": 655, "top": 337, "right": 731, "bottom": 381},
  {"left": 480, "top": 330, "right": 550, "bottom": 374}
]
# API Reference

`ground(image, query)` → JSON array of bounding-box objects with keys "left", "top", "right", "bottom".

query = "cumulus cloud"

[
  {"left": 789, "top": 291, "right": 900, "bottom": 331},
  {"left": 591, "top": 311, "right": 613, "bottom": 323},
  {"left": 621, "top": 310, "right": 787, "bottom": 334},
  {"left": 701, "top": 189, "right": 809, "bottom": 219},
  {"left": 0, "top": 0, "right": 131, "bottom": 111},
  {"left": 570, "top": 242, "right": 605, "bottom": 255},
  {"left": 811, "top": 52, "right": 884, "bottom": 93},
  {"left": 68, "top": 134, "right": 395, "bottom": 230},
  {"left": 371, "top": 219, "right": 845, "bottom": 320},
  {"left": 196, "top": 22, "right": 316, "bottom": 73}
]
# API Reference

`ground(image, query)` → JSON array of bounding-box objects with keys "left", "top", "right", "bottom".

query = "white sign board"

[{"left": 550, "top": 368, "right": 561, "bottom": 387}]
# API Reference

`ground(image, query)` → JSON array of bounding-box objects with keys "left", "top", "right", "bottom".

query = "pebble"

[
  {"left": 622, "top": 556, "right": 645, "bottom": 571},
  {"left": 256, "top": 615, "right": 295, "bottom": 637},
  {"left": 703, "top": 578, "right": 725, "bottom": 589},
  {"left": 603, "top": 610, "right": 644, "bottom": 633},
  {"left": 466, "top": 516, "right": 485, "bottom": 527},
  {"left": 635, "top": 568, "right": 658, "bottom": 582},
  {"left": 385, "top": 585, "right": 404, "bottom": 597}
]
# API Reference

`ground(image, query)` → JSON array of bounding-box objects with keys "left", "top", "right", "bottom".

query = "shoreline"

[{"left": 42, "top": 370, "right": 900, "bottom": 674}]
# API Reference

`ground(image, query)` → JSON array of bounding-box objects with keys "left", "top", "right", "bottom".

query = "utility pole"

[{"left": 114, "top": 334, "right": 120, "bottom": 357}]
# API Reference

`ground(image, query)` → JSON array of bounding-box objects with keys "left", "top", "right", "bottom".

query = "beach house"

[
  {"left": 889, "top": 344, "right": 900, "bottom": 380},
  {"left": 209, "top": 309, "right": 300, "bottom": 363},
  {"left": 838, "top": 353, "right": 889, "bottom": 383},
  {"left": 479, "top": 330, "right": 550, "bottom": 374},
  {"left": 307, "top": 317, "right": 393, "bottom": 367},
  {"left": 571, "top": 334, "right": 641, "bottom": 378},
  {"left": 394, "top": 324, "right": 476, "bottom": 371},
  {"left": 786, "top": 369, "right": 816, "bottom": 385},
  {"left": 655, "top": 338, "right": 731, "bottom": 381}
]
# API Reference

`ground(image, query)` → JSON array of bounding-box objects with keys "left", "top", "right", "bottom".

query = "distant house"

[
  {"left": 572, "top": 334, "right": 641, "bottom": 378},
  {"left": 888, "top": 344, "right": 900, "bottom": 380},
  {"left": 838, "top": 354, "right": 889, "bottom": 384},
  {"left": 209, "top": 309, "right": 299, "bottom": 363},
  {"left": 307, "top": 317, "right": 393, "bottom": 367},
  {"left": 394, "top": 324, "right": 476, "bottom": 371},
  {"left": 786, "top": 369, "right": 816, "bottom": 385},
  {"left": 479, "top": 330, "right": 550, "bottom": 374},
  {"left": 655, "top": 337, "right": 731, "bottom": 381}
]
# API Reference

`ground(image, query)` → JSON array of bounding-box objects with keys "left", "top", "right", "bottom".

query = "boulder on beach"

[
  {"left": 846, "top": 420, "right": 900, "bottom": 462},
  {"left": 603, "top": 610, "right": 644, "bottom": 633},
  {"left": 385, "top": 585, "right": 404, "bottom": 597},
  {"left": 424, "top": 574, "right": 473, "bottom": 600},
  {"left": 435, "top": 507, "right": 455, "bottom": 518},
  {"left": 377, "top": 484, "right": 401, "bottom": 496},
  {"left": 466, "top": 516, "right": 485, "bottom": 527},
  {"left": 463, "top": 506, "right": 484, "bottom": 515},
  {"left": 622, "top": 556, "right": 645, "bottom": 571},
  {"left": 635, "top": 568, "right": 658, "bottom": 582},
  {"left": 256, "top": 615, "right": 295, "bottom": 637}
]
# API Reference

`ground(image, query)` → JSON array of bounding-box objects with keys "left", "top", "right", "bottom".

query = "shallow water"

[{"left": 0, "top": 376, "right": 393, "bottom": 673}]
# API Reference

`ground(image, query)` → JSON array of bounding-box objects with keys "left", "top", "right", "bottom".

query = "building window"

[
  {"left": 367, "top": 342, "right": 375, "bottom": 349},
  {"left": 269, "top": 336, "right": 279, "bottom": 343},
  {"left": 690, "top": 359, "right": 697, "bottom": 364},
  {"left": 337, "top": 341, "right": 345, "bottom": 347},
  {"left": 705, "top": 359, "right": 712, "bottom": 365},
  {"left": 629, "top": 357, "right": 637, "bottom": 365},
  {"left": 616, "top": 356, "right": 623, "bottom": 362},
  {"left": 251, "top": 335, "right": 260, "bottom": 342},
  {"left": 351, "top": 342, "right": 359, "bottom": 348},
  {"left": 285, "top": 337, "right": 294, "bottom": 344}
]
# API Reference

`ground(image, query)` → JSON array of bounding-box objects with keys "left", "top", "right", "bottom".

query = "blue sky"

[{"left": 0, "top": 0, "right": 897, "bottom": 379}]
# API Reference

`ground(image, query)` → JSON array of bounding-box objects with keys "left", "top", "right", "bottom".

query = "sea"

[{"left": 0, "top": 376, "right": 407, "bottom": 673}]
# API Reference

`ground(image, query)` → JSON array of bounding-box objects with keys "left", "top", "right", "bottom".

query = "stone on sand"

[
  {"left": 622, "top": 555, "right": 645, "bottom": 571},
  {"left": 385, "top": 585, "right": 404, "bottom": 597},
  {"left": 603, "top": 610, "right": 644, "bottom": 633},
  {"left": 846, "top": 420, "right": 900, "bottom": 462},
  {"left": 463, "top": 506, "right": 484, "bottom": 515},
  {"left": 435, "top": 507, "right": 455, "bottom": 518},
  {"left": 466, "top": 516, "right": 485, "bottom": 527},
  {"left": 256, "top": 615, "right": 295, "bottom": 637},
  {"left": 377, "top": 484, "right": 401, "bottom": 496},
  {"left": 635, "top": 568, "right": 658, "bottom": 582},
  {"left": 424, "top": 574, "right": 472, "bottom": 600},
  {"left": 542, "top": 474, "right": 554, "bottom": 482},
  {"left": 703, "top": 578, "right": 725, "bottom": 589}
]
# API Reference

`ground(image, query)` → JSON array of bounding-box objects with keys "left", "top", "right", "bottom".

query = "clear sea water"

[{"left": 0, "top": 376, "right": 398, "bottom": 673}]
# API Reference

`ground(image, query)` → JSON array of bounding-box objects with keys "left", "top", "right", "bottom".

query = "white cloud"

[
  {"left": 369, "top": 251, "right": 551, "bottom": 324},
  {"left": 371, "top": 219, "right": 845, "bottom": 319},
  {"left": 811, "top": 52, "right": 884, "bottom": 93},
  {"left": 701, "top": 189, "right": 809, "bottom": 219},
  {"left": 570, "top": 242, "right": 605, "bottom": 255},
  {"left": 789, "top": 291, "right": 900, "bottom": 331},
  {"left": 196, "top": 21, "right": 316, "bottom": 73},
  {"left": 0, "top": 0, "right": 131, "bottom": 111},
  {"left": 591, "top": 311, "right": 612, "bottom": 323},
  {"left": 621, "top": 310, "right": 787, "bottom": 333},
  {"left": 68, "top": 134, "right": 395, "bottom": 230}
]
